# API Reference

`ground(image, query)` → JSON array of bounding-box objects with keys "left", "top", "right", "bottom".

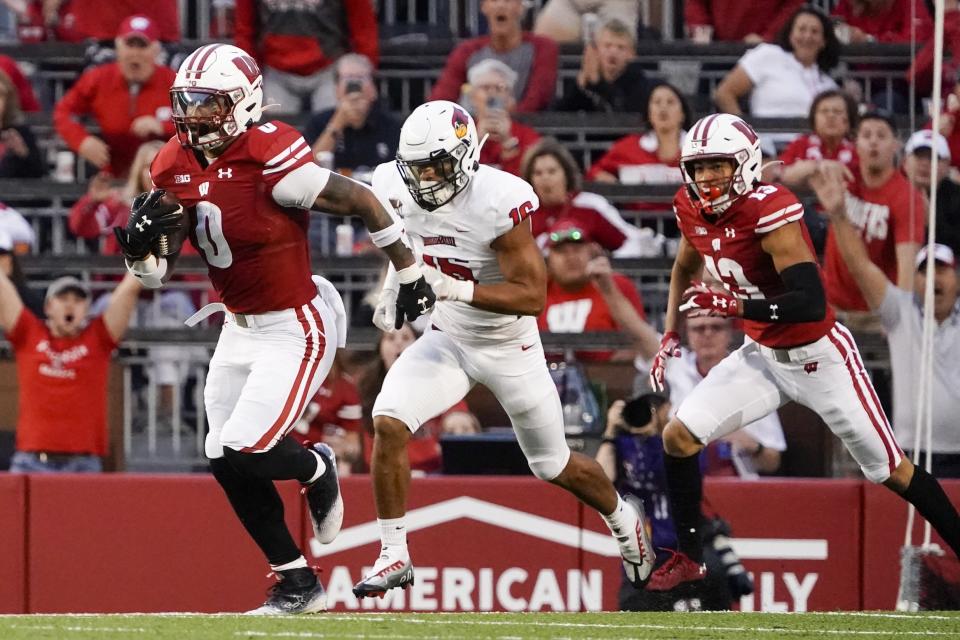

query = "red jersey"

[
  {"left": 291, "top": 374, "right": 362, "bottom": 446},
  {"left": 7, "top": 310, "right": 117, "bottom": 455},
  {"left": 479, "top": 121, "right": 541, "bottom": 176},
  {"left": 832, "top": 0, "right": 932, "bottom": 43},
  {"left": 587, "top": 132, "right": 683, "bottom": 185},
  {"left": 53, "top": 62, "right": 177, "bottom": 177},
  {"left": 822, "top": 171, "right": 926, "bottom": 311},
  {"left": 150, "top": 121, "right": 319, "bottom": 314},
  {"left": 539, "top": 273, "right": 646, "bottom": 361},
  {"left": 532, "top": 191, "right": 627, "bottom": 253},
  {"left": 778, "top": 134, "right": 859, "bottom": 172},
  {"left": 674, "top": 183, "right": 836, "bottom": 348}
]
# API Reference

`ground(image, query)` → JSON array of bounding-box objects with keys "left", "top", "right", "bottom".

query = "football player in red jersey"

[
  {"left": 112, "top": 44, "right": 435, "bottom": 614},
  {"left": 646, "top": 113, "right": 960, "bottom": 592}
]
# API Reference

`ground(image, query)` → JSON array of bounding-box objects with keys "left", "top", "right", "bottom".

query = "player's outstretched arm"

[
  {"left": 810, "top": 165, "right": 890, "bottom": 310},
  {"left": 0, "top": 267, "right": 24, "bottom": 333},
  {"left": 102, "top": 273, "right": 143, "bottom": 343},
  {"left": 313, "top": 172, "right": 417, "bottom": 271}
]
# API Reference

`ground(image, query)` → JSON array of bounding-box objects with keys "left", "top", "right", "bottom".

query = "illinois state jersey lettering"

[
  {"left": 372, "top": 162, "right": 539, "bottom": 341},
  {"left": 150, "top": 121, "right": 318, "bottom": 314},
  {"left": 673, "top": 183, "right": 836, "bottom": 348}
]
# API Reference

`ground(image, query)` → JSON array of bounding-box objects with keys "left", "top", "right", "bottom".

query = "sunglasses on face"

[{"left": 550, "top": 229, "right": 585, "bottom": 243}]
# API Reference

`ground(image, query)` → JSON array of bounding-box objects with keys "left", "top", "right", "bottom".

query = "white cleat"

[
  {"left": 352, "top": 546, "right": 415, "bottom": 598},
  {"left": 615, "top": 495, "right": 656, "bottom": 588},
  {"left": 302, "top": 442, "right": 344, "bottom": 544},
  {"left": 245, "top": 568, "right": 327, "bottom": 615}
]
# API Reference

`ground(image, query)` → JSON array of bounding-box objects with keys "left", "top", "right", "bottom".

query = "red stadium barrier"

[
  {"left": 0, "top": 474, "right": 956, "bottom": 613},
  {"left": 25, "top": 474, "right": 303, "bottom": 613},
  {"left": 861, "top": 481, "right": 960, "bottom": 610},
  {"left": 0, "top": 475, "right": 26, "bottom": 613}
]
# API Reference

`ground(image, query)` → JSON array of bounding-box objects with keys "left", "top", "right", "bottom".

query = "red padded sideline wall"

[
  {"left": 862, "top": 480, "right": 960, "bottom": 610},
  {"left": 0, "top": 475, "right": 26, "bottom": 613},
  {"left": 27, "top": 474, "right": 303, "bottom": 613}
]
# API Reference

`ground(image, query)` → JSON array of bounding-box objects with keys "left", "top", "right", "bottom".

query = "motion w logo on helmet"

[
  {"left": 231, "top": 56, "right": 260, "bottom": 84},
  {"left": 451, "top": 107, "right": 470, "bottom": 139}
]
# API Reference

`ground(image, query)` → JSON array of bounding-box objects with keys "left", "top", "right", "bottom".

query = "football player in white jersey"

[{"left": 351, "top": 100, "right": 655, "bottom": 598}]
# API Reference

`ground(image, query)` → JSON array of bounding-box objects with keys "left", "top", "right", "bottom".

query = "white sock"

[
  {"left": 270, "top": 556, "right": 308, "bottom": 572},
  {"left": 306, "top": 450, "right": 326, "bottom": 483},
  {"left": 601, "top": 495, "right": 635, "bottom": 536},
  {"left": 378, "top": 517, "right": 407, "bottom": 548}
]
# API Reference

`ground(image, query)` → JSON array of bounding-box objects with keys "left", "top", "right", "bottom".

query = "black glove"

[
  {"left": 394, "top": 275, "right": 436, "bottom": 329},
  {"left": 113, "top": 190, "right": 183, "bottom": 261}
]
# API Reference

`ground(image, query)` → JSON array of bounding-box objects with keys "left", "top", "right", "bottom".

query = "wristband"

[
  {"left": 369, "top": 221, "right": 403, "bottom": 248},
  {"left": 449, "top": 279, "right": 475, "bottom": 304},
  {"left": 396, "top": 262, "right": 423, "bottom": 284}
]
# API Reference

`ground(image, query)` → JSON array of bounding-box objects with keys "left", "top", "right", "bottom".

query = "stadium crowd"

[{"left": 0, "top": 0, "right": 956, "bottom": 499}]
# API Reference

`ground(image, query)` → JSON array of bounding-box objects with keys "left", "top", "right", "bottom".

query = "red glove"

[
  {"left": 649, "top": 331, "right": 681, "bottom": 393},
  {"left": 679, "top": 282, "right": 741, "bottom": 318}
]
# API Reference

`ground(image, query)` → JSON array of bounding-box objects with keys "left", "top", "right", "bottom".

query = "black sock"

[
  {"left": 664, "top": 452, "right": 704, "bottom": 564},
  {"left": 900, "top": 466, "right": 960, "bottom": 558},
  {"left": 223, "top": 436, "right": 318, "bottom": 483},
  {"left": 210, "top": 457, "right": 302, "bottom": 566}
]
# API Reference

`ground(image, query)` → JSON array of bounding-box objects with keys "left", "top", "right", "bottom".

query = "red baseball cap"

[
  {"left": 117, "top": 15, "right": 159, "bottom": 44},
  {"left": 547, "top": 219, "right": 591, "bottom": 247}
]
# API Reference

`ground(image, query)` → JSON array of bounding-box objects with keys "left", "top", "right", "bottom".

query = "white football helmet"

[
  {"left": 396, "top": 100, "right": 486, "bottom": 211},
  {"left": 679, "top": 113, "right": 763, "bottom": 215},
  {"left": 170, "top": 43, "right": 264, "bottom": 149}
]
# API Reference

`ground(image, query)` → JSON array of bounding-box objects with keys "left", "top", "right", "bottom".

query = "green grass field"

[{"left": 0, "top": 611, "right": 958, "bottom": 640}]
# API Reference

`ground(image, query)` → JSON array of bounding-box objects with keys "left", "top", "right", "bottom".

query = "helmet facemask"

[
  {"left": 682, "top": 151, "right": 752, "bottom": 217},
  {"left": 396, "top": 141, "right": 471, "bottom": 211},
  {"left": 171, "top": 87, "right": 247, "bottom": 151}
]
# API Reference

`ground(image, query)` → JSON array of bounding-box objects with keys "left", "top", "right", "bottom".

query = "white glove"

[
  {"left": 372, "top": 286, "right": 399, "bottom": 332},
  {"left": 422, "top": 265, "right": 474, "bottom": 303}
]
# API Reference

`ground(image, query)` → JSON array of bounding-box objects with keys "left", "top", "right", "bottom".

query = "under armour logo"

[
  {"left": 725, "top": 227, "right": 736, "bottom": 238},
  {"left": 135, "top": 215, "right": 151, "bottom": 233},
  {"left": 769, "top": 304, "right": 779, "bottom": 320},
  {"left": 804, "top": 362, "right": 819, "bottom": 374},
  {"left": 417, "top": 296, "right": 431, "bottom": 313},
  {"left": 218, "top": 168, "right": 232, "bottom": 179},
  {"left": 199, "top": 181, "right": 210, "bottom": 197},
  {"left": 712, "top": 296, "right": 728, "bottom": 308}
]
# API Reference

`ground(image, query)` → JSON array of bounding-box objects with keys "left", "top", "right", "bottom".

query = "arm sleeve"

[
  {"left": 516, "top": 36, "right": 558, "bottom": 113},
  {"left": 877, "top": 282, "right": 905, "bottom": 330},
  {"left": 493, "top": 176, "right": 540, "bottom": 238},
  {"left": 429, "top": 40, "right": 478, "bottom": 102},
  {"left": 737, "top": 44, "right": 773, "bottom": 85},
  {"left": 741, "top": 261, "right": 827, "bottom": 323},
  {"left": 53, "top": 70, "right": 96, "bottom": 152},
  {"left": 234, "top": 0, "right": 258, "bottom": 60},
  {"left": 345, "top": 0, "right": 379, "bottom": 66},
  {"left": 272, "top": 162, "right": 331, "bottom": 209}
]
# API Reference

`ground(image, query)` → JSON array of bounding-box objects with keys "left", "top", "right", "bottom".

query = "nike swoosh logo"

[{"left": 521, "top": 344, "right": 535, "bottom": 351}]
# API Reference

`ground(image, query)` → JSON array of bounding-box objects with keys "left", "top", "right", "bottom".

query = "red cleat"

[{"left": 645, "top": 549, "right": 707, "bottom": 591}]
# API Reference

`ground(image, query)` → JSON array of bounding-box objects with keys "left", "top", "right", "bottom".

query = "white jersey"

[{"left": 372, "top": 162, "right": 540, "bottom": 342}]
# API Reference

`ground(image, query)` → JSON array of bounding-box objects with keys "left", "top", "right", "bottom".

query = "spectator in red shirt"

[
  {"left": 539, "top": 220, "right": 659, "bottom": 362},
  {"left": 291, "top": 354, "right": 364, "bottom": 475},
  {"left": 235, "top": 0, "right": 378, "bottom": 114},
  {"left": 22, "top": 0, "right": 181, "bottom": 42},
  {"left": 0, "top": 272, "right": 141, "bottom": 472},
  {"left": 521, "top": 137, "right": 661, "bottom": 257},
  {"left": 0, "top": 70, "right": 45, "bottom": 178},
  {"left": 53, "top": 15, "right": 176, "bottom": 178},
  {"left": 832, "top": 0, "right": 932, "bottom": 43},
  {"left": 766, "top": 89, "right": 859, "bottom": 188},
  {"left": 0, "top": 57, "right": 40, "bottom": 112},
  {"left": 821, "top": 113, "right": 926, "bottom": 314},
  {"left": 463, "top": 58, "right": 541, "bottom": 176},
  {"left": 359, "top": 325, "right": 480, "bottom": 474},
  {"left": 684, "top": 0, "right": 805, "bottom": 43},
  {"left": 430, "top": 0, "right": 558, "bottom": 113},
  {"left": 588, "top": 82, "right": 690, "bottom": 188}
]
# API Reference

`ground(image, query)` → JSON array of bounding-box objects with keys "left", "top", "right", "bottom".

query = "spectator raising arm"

[
  {"left": 101, "top": 273, "right": 142, "bottom": 343},
  {"left": 810, "top": 164, "right": 890, "bottom": 309},
  {"left": 0, "top": 264, "right": 23, "bottom": 333}
]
